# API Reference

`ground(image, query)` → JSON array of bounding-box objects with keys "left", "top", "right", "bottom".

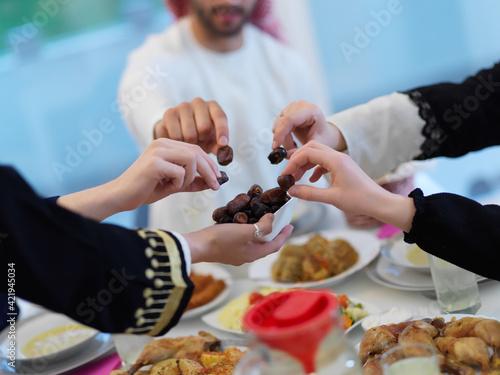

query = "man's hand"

[{"left": 154, "top": 98, "right": 230, "bottom": 155}]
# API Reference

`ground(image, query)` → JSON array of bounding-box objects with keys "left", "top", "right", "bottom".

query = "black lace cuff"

[
  {"left": 403, "top": 188, "right": 425, "bottom": 244},
  {"left": 404, "top": 90, "right": 447, "bottom": 160}
]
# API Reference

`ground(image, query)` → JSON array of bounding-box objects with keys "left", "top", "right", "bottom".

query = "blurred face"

[{"left": 189, "top": 0, "right": 258, "bottom": 37}]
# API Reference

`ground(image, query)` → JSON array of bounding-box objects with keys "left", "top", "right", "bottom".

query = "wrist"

[
  {"left": 183, "top": 231, "right": 212, "bottom": 263},
  {"left": 371, "top": 191, "right": 416, "bottom": 232},
  {"left": 326, "top": 122, "right": 347, "bottom": 152}
]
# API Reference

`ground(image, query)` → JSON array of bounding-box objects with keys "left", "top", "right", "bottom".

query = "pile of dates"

[{"left": 212, "top": 174, "right": 295, "bottom": 224}]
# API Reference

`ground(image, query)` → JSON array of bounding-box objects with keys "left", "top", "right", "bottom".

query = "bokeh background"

[{"left": 1, "top": 0, "right": 500, "bottom": 228}]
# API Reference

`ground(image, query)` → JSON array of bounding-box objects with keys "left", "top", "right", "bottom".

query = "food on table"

[
  {"left": 22, "top": 323, "right": 96, "bottom": 357},
  {"left": 111, "top": 331, "right": 244, "bottom": 375},
  {"left": 217, "top": 287, "right": 285, "bottom": 332},
  {"left": 184, "top": 272, "right": 227, "bottom": 312},
  {"left": 267, "top": 146, "right": 287, "bottom": 164},
  {"left": 361, "top": 307, "right": 413, "bottom": 331},
  {"left": 338, "top": 293, "right": 369, "bottom": 330},
  {"left": 359, "top": 316, "right": 500, "bottom": 375},
  {"left": 216, "top": 145, "right": 233, "bottom": 166},
  {"left": 217, "top": 288, "right": 367, "bottom": 333},
  {"left": 271, "top": 234, "right": 359, "bottom": 283},
  {"left": 216, "top": 171, "right": 229, "bottom": 186},
  {"left": 406, "top": 244, "right": 429, "bottom": 266},
  {"left": 212, "top": 182, "right": 290, "bottom": 225},
  {"left": 277, "top": 174, "right": 295, "bottom": 191}
]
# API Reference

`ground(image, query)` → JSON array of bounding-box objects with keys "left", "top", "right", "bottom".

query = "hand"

[
  {"left": 154, "top": 98, "right": 230, "bottom": 154},
  {"left": 272, "top": 100, "right": 346, "bottom": 154},
  {"left": 58, "top": 139, "right": 221, "bottom": 221},
  {"left": 184, "top": 214, "right": 293, "bottom": 266},
  {"left": 282, "top": 141, "right": 415, "bottom": 231},
  {"left": 111, "top": 138, "right": 221, "bottom": 211}
]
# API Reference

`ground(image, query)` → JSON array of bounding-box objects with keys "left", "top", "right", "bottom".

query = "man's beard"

[{"left": 193, "top": 3, "right": 254, "bottom": 37}]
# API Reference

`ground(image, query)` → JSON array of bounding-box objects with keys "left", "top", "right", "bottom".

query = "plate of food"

[
  {"left": 380, "top": 234, "right": 430, "bottom": 273},
  {"left": 357, "top": 314, "right": 500, "bottom": 375},
  {"left": 248, "top": 229, "right": 381, "bottom": 288},
  {"left": 181, "top": 263, "right": 233, "bottom": 320},
  {"left": 201, "top": 288, "right": 379, "bottom": 336},
  {"left": 111, "top": 331, "right": 246, "bottom": 375},
  {"left": 0, "top": 312, "right": 99, "bottom": 364}
]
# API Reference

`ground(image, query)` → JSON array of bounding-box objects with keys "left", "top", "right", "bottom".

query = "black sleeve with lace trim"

[
  {"left": 0, "top": 166, "right": 193, "bottom": 336},
  {"left": 404, "top": 62, "right": 500, "bottom": 160},
  {"left": 404, "top": 189, "right": 500, "bottom": 281}
]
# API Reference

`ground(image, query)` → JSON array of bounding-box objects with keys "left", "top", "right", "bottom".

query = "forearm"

[
  {"left": 404, "top": 189, "right": 500, "bottom": 281},
  {"left": 0, "top": 167, "right": 193, "bottom": 335},
  {"left": 328, "top": 92, "right": 425, "bottom": 180},
  {"left": 56, "top": 180, "right": 124, "bottom": 222}
]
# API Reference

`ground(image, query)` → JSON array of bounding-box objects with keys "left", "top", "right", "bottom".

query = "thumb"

[{"left": 288, "top": 185, "right": 334, "bottom": 205}]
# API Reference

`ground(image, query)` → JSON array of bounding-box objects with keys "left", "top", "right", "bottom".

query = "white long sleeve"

[{"left": 328, "top": 92, "right": 426, "bottom": 180}]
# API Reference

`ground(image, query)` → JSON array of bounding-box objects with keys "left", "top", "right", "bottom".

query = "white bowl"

[
  {"left": 381, "top": 235, "right": 430, "bottom": 273},
  {"left": 260, "top": 197, "right": 297, "bottom": 241},
  {"left": 0, "top": 312, "right": 99, "bottom": 364}
]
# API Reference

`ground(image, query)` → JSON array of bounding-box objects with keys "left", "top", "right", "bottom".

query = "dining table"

[{"left": 10, "top": 198, "right": 500, "bottom": 374}]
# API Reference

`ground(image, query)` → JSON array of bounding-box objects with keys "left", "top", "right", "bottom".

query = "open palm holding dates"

[{"left": 213, "top": 146, "right": 293, "bottom": 225}]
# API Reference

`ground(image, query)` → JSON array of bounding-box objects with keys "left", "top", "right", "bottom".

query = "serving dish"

[
  {"left": 181, "top": 263, "right": 233, "bottom": 320},
  {"left": 380, "top": 235, "right": 430, "bottom": 273},
  {"left": 261, "top": 197, "right": 297, "bottom": 241},
  {"left": 0, "top": 312, "right": 98, "bottom": 365},
  {"left": 248, "top": 229, "right": 381, "bottom": 288},
  {"left": 201, "top": 294, "right": 380, "bottom": 337}
]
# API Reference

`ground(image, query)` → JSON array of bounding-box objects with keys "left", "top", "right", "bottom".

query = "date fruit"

[
  {"left": 247, "top": 184, "right": 263, "bottom": 198},
  {"left": 227, "top": 193, "right": 251, "bottom": 215},
  {"left": 217, "top": 171, "right": 229, "bottom": 185},
  {"left": 212, "top": 206, "right": 229, "bottom": 222},
  {"left": 261, "top": 187, "right": 287, "bottom": 204},
  {"left": 233, "top": 212, "right": 249, "bottom": 224},
  {"left": 277, "top": 174, "right": 295, "bottom": 191},
  {"left": 217, "top": 145, "right": 233, "bottom": 166},
  {"left": 267, "top": 147, "right": 287, "bottom": 164}
]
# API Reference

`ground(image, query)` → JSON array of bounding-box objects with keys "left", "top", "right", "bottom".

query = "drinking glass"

[
  {"left": 380, "top": 343, "right": 440, "bottom": 375},
  {"left": 427, "top": 255, "right": 481, "bottom": 314}
]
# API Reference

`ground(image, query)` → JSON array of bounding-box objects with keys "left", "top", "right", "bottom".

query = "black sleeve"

[
  {"left": 0, "top": 166, "right": 193, "bottom": 336},
  {"left": 405, "top": 62, "right": 500, "bottom": 160},
  {"left": 404, "top": 189, "right": 500, "bottom": 281}
]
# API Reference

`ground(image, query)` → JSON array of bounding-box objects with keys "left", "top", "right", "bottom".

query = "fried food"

[
  {"left": 271, "top": 235, "right": 358, "bottom": 283},
  {"left": 119, "top": 332, "right": 244, "bottom": 375},
  {"left": 435, "top": 337, "right": 490, "bottom": 369},
  {"left": 185, "top": 273, "right": 226, "bottom": 312},
  {"left": 359, "top": 317, "right": 500, "bottom": 375},
  {"left": 127, "top": 331, "right": 220, "bottom": 374},
  {"left": 444, "top": 317, "right": 500, "bottom": 349}
]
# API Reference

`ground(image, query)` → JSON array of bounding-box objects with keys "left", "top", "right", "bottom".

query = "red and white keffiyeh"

[{"left": 164, "top": 0, "right": 283, "bottom": 41}]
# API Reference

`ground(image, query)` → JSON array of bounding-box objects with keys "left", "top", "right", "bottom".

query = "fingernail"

[
  {"left": 219, "top": 136, "right": 228, "bottom": 146},
  {"left": 272, "top": 141, "right": 277, "bottom": 149},
  {"left": 288, "top": 186, "right": 298, "bottom": 196}
]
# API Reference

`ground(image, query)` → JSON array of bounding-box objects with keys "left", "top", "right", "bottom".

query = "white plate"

[
  {"left": 365, "top": 255, "right": 487, "bottom": 292},
  {"left": 248, "top": 229, "right": 381, "bottom": 289},
  {"left": 181, "top": 263, "right": 233, "bottom": 320},
  {"left": 0, "top": 312, "right": 98, "bottom": 363},
  {"left": 0, "top": 333, "right": 114, "bottom": 375},
  {"left": 201, "top": 295, "right": 381, "bottom": 337},
  {"left": 380, "top": 235, "right": 430, "bottom": 273}
]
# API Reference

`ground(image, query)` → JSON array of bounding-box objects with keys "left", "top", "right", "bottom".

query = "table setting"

[{"left": 2, "top": 202, "right": 500, "bottom": 374}]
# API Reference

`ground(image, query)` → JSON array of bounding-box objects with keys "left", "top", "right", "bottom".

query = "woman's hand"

[
  {"left": 272, "top": 101, "right": 346, "bottom": 154},
  {"left": 57, "top": 139, "right": 221, "bottom": 221},
  {"left": 184, "top": 214, "right": 293, "bottom": 266},
  {"left": 282, "top": 141, "right": 415, "bottom": 231},
  {"left": 112, "top": 138, "right": 221, "bottom": 210}
]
